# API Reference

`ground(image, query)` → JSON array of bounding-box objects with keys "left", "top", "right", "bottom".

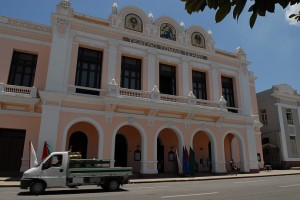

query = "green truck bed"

[{"left": 68, "top": 159, "right": 132, "bottom": 178}]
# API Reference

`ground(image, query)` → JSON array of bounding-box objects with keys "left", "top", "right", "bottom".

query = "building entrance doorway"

[
  {"left": 0, "top": 129, "right": 25, "bottom": 175},
  {"left": 114, "top": 134, "right": 127, "bottom": 167},
  {"left": 69, "top": 131, "right": 88, "bottom": 158}
]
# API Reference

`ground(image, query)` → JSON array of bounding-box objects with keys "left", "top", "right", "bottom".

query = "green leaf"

[
  {"left": 250, "top": 12, "right": 258, "bottom": 29},
  {"left": 185, "top": 0, "right": 207, "bottom": 13},
  {"left": 208, "top": 0, "right": 219, "bottom": 10},
  {"left": 233, "top": 0, "right": 247, "bottom": 20},
  {"left": 266, "top": 0, "right": 275, "bottom": 13},
  {"left": 277, "top": 0, "right": 290, "bottom": 9},
  {"left": 258, "top": 9, "right": 266, "bottom": 16},
  {"left": 289, "top": 14, "right": 296, "bottom": 18},
  {"left": 215, "top": 1, "right": 231, "bottom": 23}
]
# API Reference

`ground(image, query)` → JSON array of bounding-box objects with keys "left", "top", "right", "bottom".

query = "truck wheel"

[
  {"left": 107, "top": 179, "right": 120, "bottom": 191},
  {"left": 30, "top": 181, "right": 46, "bottom": 195}
]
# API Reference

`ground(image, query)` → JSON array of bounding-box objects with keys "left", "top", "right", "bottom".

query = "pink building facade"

[{"left": 0, "top": 0, "right": 263, "bottom": 175}]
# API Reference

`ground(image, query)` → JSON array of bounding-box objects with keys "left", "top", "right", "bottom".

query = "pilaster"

[
  {"left": 37, "top": 104, "right": 61, "bottom": 161},
  {"left": 181, "top": 57, "right": 190, "bottom": 96},
  {"left": 239, "top": 67, "right": 252, "bottom": 115},
  {"left": 210, "top": 64, "right": 220, "bottom": 101},
  {"left": 147, "top": 49, "right": 157, "bottom": 91},
  {"left": 107, "top": 40, "right": 119, "bottom": 83},
  {"left": 277, "top": 104, "right": 289, "bottom": 160},
  {"left": 246, "top": 125, "right": 259, "bottom": 172}
]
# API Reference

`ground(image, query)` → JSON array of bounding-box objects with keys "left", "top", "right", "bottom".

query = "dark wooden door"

[
  {"left": 114, "top": 134, "right": 127, "bottom": 167},
  {"left": 157, "top": 139, "right": 164, "bottom": 173},
  {"left": 0, "top": 129, "right": 25, "bottom": 172}
]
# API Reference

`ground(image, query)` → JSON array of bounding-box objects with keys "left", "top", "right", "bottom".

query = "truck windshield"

[{"left": 43, "top": 155, "right": 63, "bottom": 169}]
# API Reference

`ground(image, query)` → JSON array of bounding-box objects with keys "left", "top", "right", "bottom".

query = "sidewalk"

[{"left": 2, "top": 169, "right": 300, "bottom": 187}]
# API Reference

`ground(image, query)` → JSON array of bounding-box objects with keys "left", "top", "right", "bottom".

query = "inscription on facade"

[{"left": 123, "top": 37, "right": 207, "bottom": 60}]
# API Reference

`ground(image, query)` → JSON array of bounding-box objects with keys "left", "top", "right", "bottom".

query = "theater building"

[{"left": 0, "top": 0, "right": 263, "bottom": 175}]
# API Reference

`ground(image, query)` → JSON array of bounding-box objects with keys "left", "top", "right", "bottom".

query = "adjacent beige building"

[{"left": 257, "top": 84, "right": 300, "bottom": 169}]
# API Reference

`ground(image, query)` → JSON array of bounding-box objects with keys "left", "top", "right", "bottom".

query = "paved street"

[{"left": 2, "top": 174, "right": 300, "bottom": 200}]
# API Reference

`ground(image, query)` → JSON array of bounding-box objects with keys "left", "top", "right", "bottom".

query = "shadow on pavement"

[{"left": 18, "top": 188, "right": 128, "bottom": 196}]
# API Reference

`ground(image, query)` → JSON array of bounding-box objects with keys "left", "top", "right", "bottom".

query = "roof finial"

[
  {"left": 148, "top": 11, "right": 154, "bottom": 22},
  {"left": 59, "top": 0, "right": 71, "bottom": 9},
  {"left": 112, "top": 2, "right": 118, "bottom": 14}
]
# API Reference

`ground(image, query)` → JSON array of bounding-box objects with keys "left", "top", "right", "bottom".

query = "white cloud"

[{"left": 285, "top": 4, "right": 300, "bottom": 26}]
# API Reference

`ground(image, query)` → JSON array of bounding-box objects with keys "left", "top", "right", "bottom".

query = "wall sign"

[{"left": 123, "top": 37, "right": 208, "bottom": 60}]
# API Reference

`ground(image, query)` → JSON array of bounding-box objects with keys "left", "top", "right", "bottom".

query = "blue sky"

[{"left": 1, "top": 0, "right": 299, "bottom": 93}]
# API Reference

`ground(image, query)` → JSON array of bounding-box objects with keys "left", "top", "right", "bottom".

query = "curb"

[
  {"left": 129, "top": 172, "right": 300, "bottom": 184},
  {"left": 2, "top": 171, "right": 300, "bottom": 187}
]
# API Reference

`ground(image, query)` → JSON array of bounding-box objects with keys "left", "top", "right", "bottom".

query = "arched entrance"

[
  {"left": 157, "top": 128, "right": 178, "bottom": 173},
  {"left": 66, "top": 121, "right": 99, "bottom": 159},
  {"left": 69, "top": 131, "right": 87, "bottom": 158},
  {"left": 114, "top": 134, "right": 127, "bottom": 167},
  {"left": 224, "top": 133, "right": 241, "bottom": 171},
  {"left": 114, "top": 125, "right": 142, "bottom": 173},
  {"left": 193, "top": 131, "right": 212, "bottom": 172}
]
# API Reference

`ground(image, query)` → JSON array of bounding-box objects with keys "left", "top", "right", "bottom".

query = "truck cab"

[{"left": 21, "top": 152, "right": 68, "bottom": 194}]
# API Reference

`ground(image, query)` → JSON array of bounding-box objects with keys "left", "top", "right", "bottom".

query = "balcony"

[
  {"left": 0, "top": 83, "right": 37, "bottom": 98},
  {"left": 67, "top": 79, "right": 240, "bottom": 115}
]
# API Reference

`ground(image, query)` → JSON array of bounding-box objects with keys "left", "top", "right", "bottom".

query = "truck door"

[{"left": 40, "top": 154, "right": 66, "bottom": 187}]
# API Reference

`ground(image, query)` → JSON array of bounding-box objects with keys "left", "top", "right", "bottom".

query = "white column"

[
  {"left": 239, "top": 68, "right": 252, "bottom": 115},
  {"left": 211, "top": 64, "right": 220, "bottom": 101},
  {"left": 245, "top": 125, "right": 259, "bottom": 172},
  {"left": 37, "top": 105, "right": 61, "bottom": 161},
  {"left": 107, "top": 40, "right": 118, "bottom": 83},
  {"left": 45, "top": 18, "right": 73, "bottom": 92},
  {"left": 181, "top": 57, "right": 190, "bottom": 96},
  {"left": 298, "top": 106, "right": 300, "bottom": 128},
  {"left": 277, "top": 104, "right": 289, "bottom": 160},
  {"left": 147, "top": 49, "right": 156, "bottom": 91}
]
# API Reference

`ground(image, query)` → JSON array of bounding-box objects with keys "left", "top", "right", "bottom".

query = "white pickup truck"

[{"left": 20, "top": 151, "right": 132, "bottom": 195}]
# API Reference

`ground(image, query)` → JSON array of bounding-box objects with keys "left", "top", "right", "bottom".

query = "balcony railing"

[
  {"left": 0, "top": 83, "right": 37, "bottom": 98},
  {"left": 67, "top": 80, "right": 231, "bottom": 112}
]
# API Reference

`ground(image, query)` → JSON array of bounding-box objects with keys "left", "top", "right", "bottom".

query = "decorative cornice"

[
  {"left": 0, "top": 17, "right": 51, "bottom": 38},
  {"left": 55, "top": 14, "right": 244, "bottom": 64}
]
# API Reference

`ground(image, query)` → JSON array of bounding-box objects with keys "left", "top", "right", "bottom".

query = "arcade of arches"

[{"left": 65, "top": 122, "right": 245, "bottom": 174}]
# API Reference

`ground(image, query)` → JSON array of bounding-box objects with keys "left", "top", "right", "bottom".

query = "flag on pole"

[
  {"left": 42, "top": 141, "right": 52, "bottom": 160},
  {"left": 175, "top": 149, "right": 182, "bottom": 175},
  {"left": 182, "top": 146, "right": 190, "bottom": 176},
  {"left": 184, "top": 146, "right": 190, "bottom": 175},
  {"left": 30, "top": 141, "right": 38, "bottom": 168},
  {"left": 189, "top": 147, "right": 196, "bottom": 176}
]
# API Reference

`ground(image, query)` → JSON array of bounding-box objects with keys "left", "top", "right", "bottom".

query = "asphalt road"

[{"left": 2, "top": 175, "right": 300, "bottom": 200}]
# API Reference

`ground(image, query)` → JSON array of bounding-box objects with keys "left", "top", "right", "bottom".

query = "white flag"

[
  {"left": 175, "top": 149, "right": 182, "bottom": 175},
  {"left": 30, "top": 142, "right": 38, "bottom": 168}
]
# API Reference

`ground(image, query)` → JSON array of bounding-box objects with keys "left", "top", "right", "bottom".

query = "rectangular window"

[
  {"left": 159, "top": 64, "right": 176, "bottom": 95},
  {"left": 221, "top": 76, "right": 236, "bottom": 113},
  {"left": 75, "top": 47, "right": 103, "bottom": 95},
  {"left": 192, "top": 71, "right": 207, "bottom": 100},
  {"left": 286, "top": 108, "right": 294, "bottom": 125},
  {"left": 260, "top": 109, "right": 268, "bottom": 125},
  {"left": 121, "top": 56, "right": 141, "bottom": 90},
  {"left": 8, "top": 51, "right": 38, "bottom": 87},
  {"left": 290, "top": 136, "right": 298, "bottom": 155}
]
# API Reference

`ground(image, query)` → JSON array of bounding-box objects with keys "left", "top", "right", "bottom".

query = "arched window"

[
  {"left": 125, "top": 13, "right": 143, "bottom": 32},
  {"left": 160, "top": 23, "right": 176, "bottom": 41},
  {"left": 191, "top": 32, "right": 205, "bottom": 48}
]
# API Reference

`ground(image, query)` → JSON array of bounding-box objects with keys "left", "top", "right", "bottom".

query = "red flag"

[{"left": 42, "top": 141, "right": 52, "bottom": 160}]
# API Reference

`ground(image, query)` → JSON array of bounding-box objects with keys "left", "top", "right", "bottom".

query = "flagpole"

[{"left": 28, "top": 141, "right": 31, "bottom": 169}]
